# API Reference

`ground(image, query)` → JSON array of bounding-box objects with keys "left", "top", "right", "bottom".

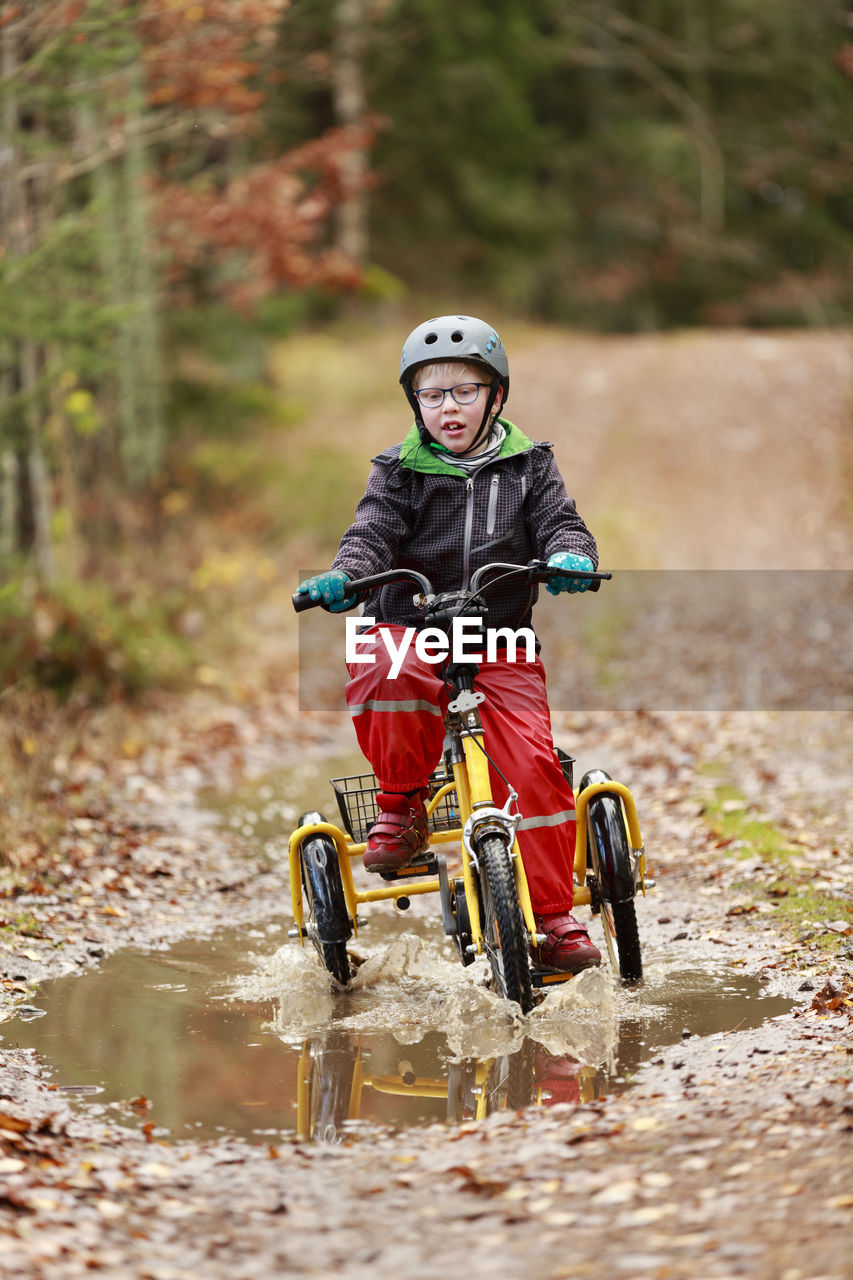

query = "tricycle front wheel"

[{"left": 478, "top": 834, "right": 534, "bottom": 1014}]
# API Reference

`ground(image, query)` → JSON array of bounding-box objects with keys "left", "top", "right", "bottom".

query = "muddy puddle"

[
  {"left": 9, "top": 914, "right": 794, "bottom": 1146},
  {"left": 6, "top": 764, "right": 795, "bottom": 1144}
]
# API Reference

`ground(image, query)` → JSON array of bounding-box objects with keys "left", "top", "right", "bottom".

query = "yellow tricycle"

[{"left": 290, "top": 560, "right": 646, "bottom": 1013}]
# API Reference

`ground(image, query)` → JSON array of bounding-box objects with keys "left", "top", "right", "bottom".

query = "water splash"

[{"left": 237, "top": 931, "right": 622, "bottom": 1073}]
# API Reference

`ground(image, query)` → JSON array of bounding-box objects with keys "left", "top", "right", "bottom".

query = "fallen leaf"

[
  {"left": 543, "top": 1211, "right": 576, "bottom": 1228},
  {"left": 449, "top": 1165, "right": 508, "bottom": 1196},
  {"left": 629, "top": 1205, "right": 672, "bottom": 1224},
  {"left": 591, "top": 1180, "right": 639, "bottom": 1205},
  {"left": 158, "top": 1198, "right": 201, "bottom": 1218},
  {"left": 0, "top": 1112, "right": 31, "bottom": 1134},
  {"left": 95, "top": 1199, "right": 126, "bottom": 1219},
  {"left": 28, "top": 1196, "right": 62, "bottom": 1211}
]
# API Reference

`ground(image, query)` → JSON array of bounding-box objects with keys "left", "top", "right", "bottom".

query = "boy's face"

[{"left": 414, "top": 361, "right": 503, "bottom": 455}]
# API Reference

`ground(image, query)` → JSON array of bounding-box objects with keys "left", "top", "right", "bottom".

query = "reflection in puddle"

[{"left": 11, "top": 919, "right": 793, "bottom": 1145}]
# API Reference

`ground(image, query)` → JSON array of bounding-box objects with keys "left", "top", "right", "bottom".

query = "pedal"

[
  {"left": 378, "top": 856, "right": 439, "bottom": 883},
  {"left": 530, "top": 966, "right": 577, "bottom": 989}
]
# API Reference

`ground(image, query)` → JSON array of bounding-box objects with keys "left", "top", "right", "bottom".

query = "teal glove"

[
  {"left": 297, "top": 569, "right": 357, "bottom": 612},
  {"left": 546, "top": 552, "right": 595, "bottom": 595}
]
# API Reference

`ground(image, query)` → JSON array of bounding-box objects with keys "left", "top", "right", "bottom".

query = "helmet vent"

[
  {"left": 451, "top": 330, "right": 464, "bottom": 342},
  {"left": 424, "top": 332, "right": 438, "bottom": 345}
]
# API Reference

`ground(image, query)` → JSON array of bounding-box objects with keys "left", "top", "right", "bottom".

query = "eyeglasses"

[{"left": 414, "top": 382, "right": 490, "bottom": 409}]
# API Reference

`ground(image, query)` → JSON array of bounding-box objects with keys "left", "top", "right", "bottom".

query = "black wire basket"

[{"left": 330, "top": 769, "right": 460, "bottom": 843}]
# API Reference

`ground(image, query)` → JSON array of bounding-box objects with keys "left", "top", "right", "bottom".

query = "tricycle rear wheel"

[
  {"left": 580, "top": 775, "right": 643, "bottom": 985},
  {"left": 297, "top": 811, "right": 352, "bottom": 987}
]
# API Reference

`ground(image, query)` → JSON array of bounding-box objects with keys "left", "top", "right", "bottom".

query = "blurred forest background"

[{"left": 1, "top": 0, "right": 852, "bottom": 714}]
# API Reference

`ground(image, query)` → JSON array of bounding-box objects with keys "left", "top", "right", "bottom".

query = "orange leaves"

[
  {"left": 835, "top": 44, "right": 853, "bottom": 79},
  {"left": 135, "top": 0, "right": 370, "bottom": 304},
  {"left": 810, "top": 977, "right": 852, "bottom": 1016},
  {"left": 0, "top": 1111, "right": 32, "bottom": 1135},
  {"left": 152, "top": 127, "right": 372, "bottom": 307},
  {"left": 139, "top": 0, "right": 289, "bottom": 117}
]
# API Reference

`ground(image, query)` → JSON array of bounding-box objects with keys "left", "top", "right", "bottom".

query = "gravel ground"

[{"left": 1, "top": 326, "right": 851, "bottom": 1278}]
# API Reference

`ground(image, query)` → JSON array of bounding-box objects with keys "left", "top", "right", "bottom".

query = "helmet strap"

[{"left": 404, "top": 382, "right": 425, "bottom": 429}]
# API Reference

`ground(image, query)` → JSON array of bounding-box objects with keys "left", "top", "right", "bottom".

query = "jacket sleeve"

[
  {"left": 528, "top": 447, "right": 599, "bottom": 568},
  {"left": 330, "top": 462, "right": 415, "bottom": 578}
]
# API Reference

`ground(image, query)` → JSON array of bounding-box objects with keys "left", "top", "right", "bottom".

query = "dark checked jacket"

[{"left": 330, "top": 419, "right": 598, "bottom": 635}]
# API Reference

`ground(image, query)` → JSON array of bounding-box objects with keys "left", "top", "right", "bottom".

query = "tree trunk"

[
  {"left": 1, "top": 5, "right": 54, "bottom": 579},
  {"left": 82, "top": 103, "right": 140, "bottom": 484},
  {"left": 333, "top": 0, "right": 368, "bottom": 264},
  {"left": 123, "top": 63, "right": 164, "bottom": 488},
  {"left": 684, "top": 0, "right": 725, "bottom": 235},
  {"left": 0, "top": 447, "right": 15, "bottom": 564},
  {"left": 0, "top": 8, "right": 19, "bottom": 562},
  {"left": 48, "top": 344, "right": 82, "bottom": 577},
  {"left": 21, "top": 340, "right": 54, "bottom": 583}
]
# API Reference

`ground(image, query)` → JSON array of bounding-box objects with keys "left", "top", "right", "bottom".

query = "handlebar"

[
  {"left": 469, "top": 561, "right": 611, "bottom": 594},
  {"left": 292, "top": 560, "right": 612, "bottom": 613}
]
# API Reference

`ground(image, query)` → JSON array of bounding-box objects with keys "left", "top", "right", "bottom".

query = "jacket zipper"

[
  {"left": 486, "top": 473, "right": 500, "bottom": 536},
  {"left": 462, "top": 477, "right": 474, "bottom": 588}
]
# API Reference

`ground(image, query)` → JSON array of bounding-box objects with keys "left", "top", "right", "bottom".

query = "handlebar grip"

[
  {"left": 292, "top": 590, "right": 319, "bottom": 613},
  {"left": 292, "top": 568, "right": 434, "bottom": 614},
  {"left": 542, "top": 567, "right": 611, "bottom": 593}
]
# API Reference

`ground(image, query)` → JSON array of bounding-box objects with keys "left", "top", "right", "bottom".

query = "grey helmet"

[
  {"left": 399, "top": 315, "right": 509, "bottom": 453},
  {"left": 399, "top": 315, "right": 509, "bottom": 399}
]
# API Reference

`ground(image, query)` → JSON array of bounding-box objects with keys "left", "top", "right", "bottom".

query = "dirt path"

[
  {"left": 511, "top": 325, "right": 853, "bottom": 569},
  {"left": 1, "top": 326, "right": 852, "bottom": 1278}
]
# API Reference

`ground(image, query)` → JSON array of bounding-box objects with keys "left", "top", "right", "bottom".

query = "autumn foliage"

[
  {"left": 136, "top": 0, "right": 371, "bottom": 306},
  {"left": 0, "top": 0, "right": 373, "bottom": 621},
  {"left": 154, "top": 131, "right": 369, "bottom": 307},
  {"left": 140, "top": 0, "right": 289, "bottom": 114}
]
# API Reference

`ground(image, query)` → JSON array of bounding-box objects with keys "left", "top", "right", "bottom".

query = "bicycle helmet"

[{"left": 399, "top": 315, "right": 510, "bottom": 455}]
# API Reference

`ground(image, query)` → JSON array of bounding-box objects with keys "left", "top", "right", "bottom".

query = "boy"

[{"left": 298, "top": 315, "right": 601, "bottom": 973}]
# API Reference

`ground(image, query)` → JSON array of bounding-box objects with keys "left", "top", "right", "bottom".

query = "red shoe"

[
  {"left": 534, "top": 1048, "right": 583, "bottom": 1106},
  {"left": 363, "top": 791, "right": 429, "bottom": 874},
  {"left": 533, "top": 912, "right": 601, "bottom": 973}
]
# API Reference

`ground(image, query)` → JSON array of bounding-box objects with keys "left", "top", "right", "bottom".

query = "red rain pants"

[{"left": 345, "top": 625, "right": 576, "bottom": 915}]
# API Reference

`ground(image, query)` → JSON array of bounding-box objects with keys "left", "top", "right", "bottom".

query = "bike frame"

[
  {"left": 287, "top": 702, "right": 526, "bottom": 958},
  {"left": 288, "top": 559, "right": 645, "bottom": 978},
  {"left": 287, "top": 712, "right": 644, "bottom": 963}
]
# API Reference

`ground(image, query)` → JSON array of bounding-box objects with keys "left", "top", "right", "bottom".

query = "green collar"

[{"left": 398, "top": 419, "right": 536, "bottom": 476}]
